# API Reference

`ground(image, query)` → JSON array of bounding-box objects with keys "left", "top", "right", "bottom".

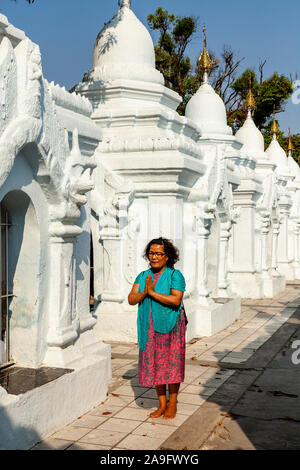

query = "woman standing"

[{"left": 128, "top": 237, "right": 187, "bottom": 420}]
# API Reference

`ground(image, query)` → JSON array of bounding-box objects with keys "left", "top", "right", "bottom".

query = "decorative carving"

[
  {"left": 190, "top": 146, "right": 239, "bottom": 228},
  {"left": 0, "top": 35, "right": 95, "bottom": 229},
  {"left": 62, "top": 128, "right": 95, "bottom": 218},
  {"left": 123, "top": 211, "right": 140, "bottom": 285},
  {"left": 99, "top": 164, "right": 135, "bottom": 240},
  {"left": 0, "top": 37, "right": 17, "bottom": 130},
  {"left": 99, "top": 135, "right": 201, "bottom": 159},
  {"left": 0, "top": 28, "right": 100, "bottom": 352}
]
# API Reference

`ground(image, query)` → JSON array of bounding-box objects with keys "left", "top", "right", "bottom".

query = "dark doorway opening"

[
  {"left": 0, "top": 205, "right": 13, "bottom": 369},
  {"left": 90, "top": 234, "right": 94, "bottom": 312}
]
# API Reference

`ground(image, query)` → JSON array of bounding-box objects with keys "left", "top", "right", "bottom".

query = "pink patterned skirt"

[{"left": 138, "top": 273, "right": 187, "bottom": 387}]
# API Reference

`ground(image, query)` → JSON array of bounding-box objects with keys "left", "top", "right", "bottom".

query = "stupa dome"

[
  {"left": 92, "top": 1, "right": 163, "bottom": 85},
  {"left": 235, "top": 110, "right": 266, "bottom": 159},
  {"left": 185, "top": 79, "right": 232, "bottom": 136},
  {"left": 286, "top": 131, "right": 300, "bottom": 180},
  {"left": 185, "top": 26, "right": 232, "bottom": 136},
  {"left": 265, "top": 136, "right": 289, "bottom": 174}
]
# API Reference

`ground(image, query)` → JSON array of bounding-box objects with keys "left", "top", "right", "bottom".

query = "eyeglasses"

[{"left": 148, "top": 252, "right": 166, "bottom": 259}]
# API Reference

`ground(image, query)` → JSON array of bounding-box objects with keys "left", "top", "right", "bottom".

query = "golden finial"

[
  {"left": 245, "top": 89, "right": 256, "bottom": 110},
  {"left": 245, "top": 78, "right": 256, "bottom": 111},
  {"left": 288, "top": 128, "right": 293, "bottom": 153},
  {"left": 271, "top": 106, "right": 279, "bottom": 135},
  {"left": 198, "top": 25, "right": 212, "bottom": 72}
]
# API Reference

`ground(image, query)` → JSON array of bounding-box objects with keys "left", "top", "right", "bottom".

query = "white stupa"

[
  {"left": 91, "top": 0, "right": 163, "bottom": 85},
  {"left": 185, "top": 26, "right": 231, "bottom": 137},
  {"left": 235, "top": 88, "right": 266, "bottom": 160},
  {"left": 76, "top": 0, "right": 208, "bottom": 343},
  {"left": 287, "top": 129, "right": 300, "bottom": 181},
  {"left": 265, "top": 111, "right": 290, "bottom": 175}
]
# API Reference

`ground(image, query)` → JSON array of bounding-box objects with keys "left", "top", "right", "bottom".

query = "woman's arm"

[
  {"left": 147, "top": 276, "right": 183, "bottom": 307},
  {"left": 128, "top": 277, "right": 149, "bottom": 306},
  {"left": 149, "top": 289, "right": 183, "bottom": 307}
]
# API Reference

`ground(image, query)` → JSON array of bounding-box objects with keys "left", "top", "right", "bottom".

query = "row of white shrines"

[{"left": 0, "top": 1, "right": 299, "bottom": 448}]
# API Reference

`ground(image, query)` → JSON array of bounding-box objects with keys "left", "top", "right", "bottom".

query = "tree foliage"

[
  {"left": 289, "top": 135, "right": 300, "bottom": 162},
  {"left": 147, "top": 8, "right": 198, "bottom": 114},
  {"left": 148, "top": 7, "right": 295, "bottom": 154},
  {"left": 229, "top": 69, "right": 293, "bottom": 132}
]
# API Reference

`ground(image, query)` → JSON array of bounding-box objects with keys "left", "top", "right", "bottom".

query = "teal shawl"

[{"left": 134, "top": 266, "right": 186, "bottom": 351}]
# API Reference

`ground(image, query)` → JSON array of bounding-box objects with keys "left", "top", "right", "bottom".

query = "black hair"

[{"left": 143, "top": 237, "right": 179, "bottom": 268}]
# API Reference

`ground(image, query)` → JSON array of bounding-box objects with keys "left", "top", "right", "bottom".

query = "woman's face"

[{"left": 148, "top": 244, "right": 168, "bottom": 271}]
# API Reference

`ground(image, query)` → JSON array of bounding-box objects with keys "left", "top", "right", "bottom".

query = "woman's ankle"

[{"left": 150, "top": 404, "right": 167, "bottom": 418}]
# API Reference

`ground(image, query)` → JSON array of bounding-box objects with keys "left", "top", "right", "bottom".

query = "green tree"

[
  {"left": 280, "top": 134, "right": 300, "bottom": 162},
  {"left": 147, "top": 8, "right": 199, "bottom": 114},
  {"left": 290, "top": 135, "right": 300, "bottom": 162},
  {"left": 148, "top": 7, "right": 294, "bottom": 145},
  {"left": 229, "top": 69, "right": 293, "bottom": 133}
]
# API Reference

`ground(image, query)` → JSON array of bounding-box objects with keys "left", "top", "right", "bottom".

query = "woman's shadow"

[{"left": 120, "top": 361, "right": 164, "bottom": 413}]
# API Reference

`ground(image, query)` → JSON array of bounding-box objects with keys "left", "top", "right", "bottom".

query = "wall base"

[
  {"left": 262, "top": 274, "right": 286, "bottom": 297},
  {"left": 293, "top": 265, "right": 300, "bottom": 280},
  {"left": 0, "top": 345, "right": 111, "bottom": 450},
  {"left": 228, "top": 272, "right": 264, "bottom": 299},
  {"left": 277, "top": 262, "right": 295, "bottom": 281},
  {"left": 96, "top": 296, "right": 241, "bottom": 343},
  {"left": 185, "top": 296, "right": 241, "bottom": 338},
  {"left": 94, "top": 302, "right": 138, "bottom": 343}
]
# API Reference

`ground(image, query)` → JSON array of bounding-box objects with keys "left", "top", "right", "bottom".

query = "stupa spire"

[
  {"left": 245, "top": 78, "right": 256, "bottom": 117},
  {"left": 119, "top": 0, "right": 131, "bottom": 8},
  {"left": 198, "top": 25, "right": 213, "bottom": 83},
  {"left": 271, "top": 106, "right": 279, "bottom": 138},
  {"left": 287, "top": 128, "right": 293, "bottom": 156}
]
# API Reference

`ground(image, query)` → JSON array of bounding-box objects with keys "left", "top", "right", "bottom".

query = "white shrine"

[
  {"left": 0, "top": 0, "right": 299, "bottom": 450},
  {"left": 233, "top": 97, "right": 286, "bottom": 297},
  {"left": 265, "top": 115, "right": 295, "bottom": 281},
  {"left": 0, "top": 14, "right": 111, "bottom": 450},
  {"left": 287, "top": 131, "right": 300, "bottom": 279}
]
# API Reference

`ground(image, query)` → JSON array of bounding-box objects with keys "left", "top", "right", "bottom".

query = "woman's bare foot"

[
  {"left": 163, "top": 403, "right": 177, "bottom": 419},
  {"left": 150, "top": 406, "right": 166, "bottom": 418}
]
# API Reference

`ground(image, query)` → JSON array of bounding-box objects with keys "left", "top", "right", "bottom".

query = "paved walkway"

[{"left": 32, "top": 282, "right": 300, "bottom": 450}]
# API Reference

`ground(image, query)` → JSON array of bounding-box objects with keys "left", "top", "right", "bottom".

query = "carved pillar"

[
  {"left": 217, "top": 220, "right": 232, "bottom": 297},
  {"left": 193, "top": 209, "right": 214, "bottom": 305},
  {"left": 271, "top": 218, "right": 280, "bottom": 276},
  {"left": 46, "top": 222, "right": 81, "bottom": 349},
  {"left": 99, "top": 208, "right": 124, "bottom": 304},
  {"left": 259, "top": 212, "right": 271, "bottom": 277},
  {"left": 229, "top": 196, "right": 257, "bottom": 274},
  {"left": 277, "top": 202, "right": 293, "bottom": 279},
  {"left": 293, "top": 220, "right": 300, "bottom": 278},
  {"left": 255, "top": 220, "right": 262, "bottom": 274},
  {"left": 98, "top": 191, "right": 136, "bottom": 306}
]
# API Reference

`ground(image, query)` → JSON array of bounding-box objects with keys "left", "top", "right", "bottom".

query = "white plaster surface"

[
  {"left": 3, "top": 0, "right": 300, "bottom": 451},
  {"left": 0, "top": 13, "right": 110, "bottom": 451},
  {"left": 0, "top": 350, "right": 110, "bottom": 450},
  {"left": 186, "top": 297, "right": 241, "bottom": 338}
]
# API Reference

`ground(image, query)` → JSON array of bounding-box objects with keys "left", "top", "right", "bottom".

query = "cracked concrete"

[{"left": 195, "top": 320, "right": 300, "bottom": 449}]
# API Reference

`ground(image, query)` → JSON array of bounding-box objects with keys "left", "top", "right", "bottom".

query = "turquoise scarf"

[{"left": 135, "top": 266, "right": 186, "bottom": 351}]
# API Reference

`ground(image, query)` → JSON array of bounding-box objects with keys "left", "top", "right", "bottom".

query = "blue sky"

[{"left": 1, "top": 0, "right": 300, "bottom": 134}]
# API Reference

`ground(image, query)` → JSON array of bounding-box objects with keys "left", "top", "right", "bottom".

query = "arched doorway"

[{"left": 0, "top": 190, "right": 40, "bottom": 367}]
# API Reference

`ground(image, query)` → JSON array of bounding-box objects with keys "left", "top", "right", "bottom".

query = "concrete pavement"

[{"left": 31, "top": 282, "right": 300, "bottom": 450}]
